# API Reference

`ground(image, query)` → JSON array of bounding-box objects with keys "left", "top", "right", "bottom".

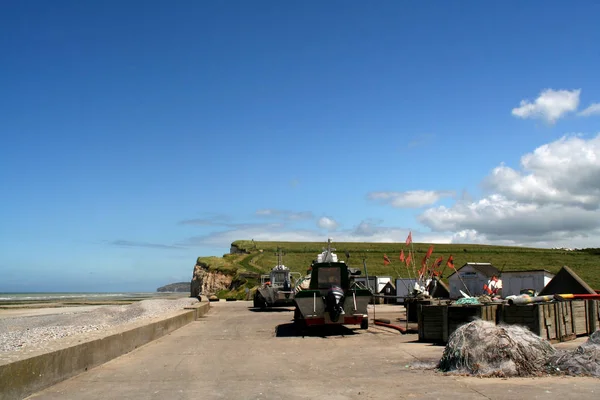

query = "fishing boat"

[
  {"left": 293, "top": 239, "right": 372, "bottom": 329},
  {"left": 254, "top": 248, "right": 301, "bottom": 308}
]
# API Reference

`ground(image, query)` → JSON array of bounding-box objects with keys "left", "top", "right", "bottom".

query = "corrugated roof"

[
  {"left": 501, "top": 269, "right": 554, "bottom": 274},
  {"left": 447, "top": 263, "right": 499, "bottom": 278},
  {"left": 538, "top": 266, "right": 596, "bottom": 295},
  {"left": 430, "top": 278, "right": 450, "bottom": 298}
]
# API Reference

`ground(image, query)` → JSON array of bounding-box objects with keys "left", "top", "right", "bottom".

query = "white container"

[
  {"left": 448, "top": 263, "right": 499, "bottom": 299},
  {"left": 500, "top": 270, "right": 554, "bottom": 297},
  {"left": 354, "top": 276, "right": 391, "bottom": 294},
  {"left": 395, "top": 278, "right": 418, "bottom": 304}
]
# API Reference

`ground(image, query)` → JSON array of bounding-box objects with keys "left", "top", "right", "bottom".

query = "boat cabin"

[
  {"left": 308, "top": 261, "right": 361, "bottom": 294},
  {"left": 260, "top": 266, "right": 290, "bottom": 285}
]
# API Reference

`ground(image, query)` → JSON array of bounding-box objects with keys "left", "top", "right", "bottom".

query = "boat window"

[
  {"left": 317, "top": 267, "right": 341, "bottom": 288},
  {"left": 271, "top": 271, "right": 288, "bottom": 286}
]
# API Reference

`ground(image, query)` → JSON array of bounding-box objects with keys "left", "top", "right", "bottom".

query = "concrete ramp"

[{"left": 0, "top": 302, "right": 210, "bottom": 400}]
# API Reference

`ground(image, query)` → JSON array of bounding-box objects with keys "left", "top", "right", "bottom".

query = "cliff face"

[
  {"left": 190, "top": 261, "right": 234, "bottom": 297},
  {"left": 229, "top": 244, "right": 244, "bottom": 254}
]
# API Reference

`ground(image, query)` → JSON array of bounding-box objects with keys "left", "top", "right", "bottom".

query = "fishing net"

[
  {"left": 453, "top": 295, "right": 496, "bottom": 305},
  {"left": 546, "top": 330, "right": 600, "bottom": 377},
  {"left": 438, "top": 320, "right": 556, "bottom": 377},
  {"left": 455, "top": 297, "right": 480, "bottom": 305}
]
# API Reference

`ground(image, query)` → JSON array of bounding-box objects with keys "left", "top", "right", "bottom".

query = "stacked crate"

[
  {"left": 418, "top": 304, "right": 499, "bottom": 343},
  {"left": 418, "top": 300, "right": 599, "bottom": 344},
  {"left": 406, "top": 298, "right": 435, "bottom": 323},
  {"left": 418, "top": 304, "right": 448, "bottom": 343},
  {"left": 499, "top": 300, "right": 598, "bottom": 343},
  {"left": 447, "top": 304, "right": 499, "bottom": 338},
  {"left": 572, "top": 299, "right": 599, "bottom": 336},
  {"left": 596, "top": 300, "right": 600, "bottom": 331},
  {"left": 499, "top": 303, "right": 558, "bottom": 341}
]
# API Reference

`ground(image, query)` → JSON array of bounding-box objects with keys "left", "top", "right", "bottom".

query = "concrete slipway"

[{"left": 0, "top": 301, "right": 210, "bottom": 400}]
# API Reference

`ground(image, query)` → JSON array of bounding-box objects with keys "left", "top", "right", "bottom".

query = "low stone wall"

[
  {"left": 0, "top": 302, "right": 210, "bottom": 400},
  {"left": 184, "top": 301, "right": 212, "bottom": 319}
]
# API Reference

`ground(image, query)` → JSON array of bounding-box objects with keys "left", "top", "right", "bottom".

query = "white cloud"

[
  {"left": 368, "top": 190, "right": 454, "bottom": 208},
  {"left": 482, "top": 134, "right": 600, "bottom": 209},
  {"left": 255, "top": 209, "right": 274, "bottom": 216},
  {"left": 511, "top": 89, "right": 580, "bottom": 124},
  {"left": 182, "top": 222, "right": 450, "bottom": 249},
  {"left": 578, "top": 103, "right": 600, "bottom": 117},
  {"left": 420, "top": 195, "right": 599, "bottom": 236},
  {"left": 255, "top": 209, "right": 314, "bottom": 220},
  {"left": 183, "top": 133, "right": 600, "bottom": 250},
  {"left": 317, "top": 216, "right": 338, "bottom": 230},
  {"left": 419, "top": 134, "right": 600, "bottom": 248}
]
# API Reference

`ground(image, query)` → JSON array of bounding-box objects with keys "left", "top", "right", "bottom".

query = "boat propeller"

[{"left": 324, "top": 286, "right": 345, "bottom": 323}]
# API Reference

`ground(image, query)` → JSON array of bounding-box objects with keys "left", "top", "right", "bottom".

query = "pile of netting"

[
  {"left": 546, "top": 330, "right": 600, "bottom": 377},
  {"left": 438, "top": 320, "right": 556, "bottom": 377},
  {"left": 454, "top": 297, "right": 480, "bottom": 305}
]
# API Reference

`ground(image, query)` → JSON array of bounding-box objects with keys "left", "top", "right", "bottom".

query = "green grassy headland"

[{"left": 198, "top": 240, "right": 600, "bottom": 297}]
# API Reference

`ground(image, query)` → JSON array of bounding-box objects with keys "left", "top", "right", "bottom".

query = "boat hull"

[
  {"left": 294, "top": 289, "right": 371, "bottom": 326},
  {"left": 256, "top": 287, "right": 295, "bottom": 308}
]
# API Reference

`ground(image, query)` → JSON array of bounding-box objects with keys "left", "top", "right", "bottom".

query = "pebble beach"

[{"left": 0, "top": 297, "right": 199, "bottom": 355}]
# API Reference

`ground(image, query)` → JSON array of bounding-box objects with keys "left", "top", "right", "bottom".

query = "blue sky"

[{"left": 2, "top": 1, "right": 600, "bottom": 292}]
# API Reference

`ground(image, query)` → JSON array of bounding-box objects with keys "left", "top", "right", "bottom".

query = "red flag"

[
  {"left": 405, "top": 253, "right": 411, "bottom": 267},
  {"left": 446, "top": 255, "right": 454, "bottom": 269},
  {"left": 399, "top": 250, "right": 405, "bottom": 262},
  {"left": 425, "top": 245, "right": 434, "bottom": 259},
  {"left": 405, "top": 231, "right": 412, "bottom": 246},
  {"left": 421, "top": 245, "right": 433, "bottom": 270},
  {"left": 428, "top": 256, "right": 443, "bottom": 278},
  {"left": 383, "top": 254, "right": 391, "bottom": 266}
]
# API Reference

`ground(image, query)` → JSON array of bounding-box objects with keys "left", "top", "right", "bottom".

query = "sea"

[{"left": 0, "top": 292, "right": 185, "bottom": 305}]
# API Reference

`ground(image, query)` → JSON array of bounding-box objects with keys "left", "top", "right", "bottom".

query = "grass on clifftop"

[
  {"left": 196, "top": 255, "right": 239, "bottom": 274},
  {"left": 228, "top": 240, "right": 600, "bottom": 290}
]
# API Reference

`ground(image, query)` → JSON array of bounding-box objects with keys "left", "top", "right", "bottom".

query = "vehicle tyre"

[
  {"left": 254, "top": 293, "right": 267, "bottom": 309},
  {"left": 293, "top": 308, "right": 306, "bottom": 329},
  {"left": 253, "top": 293, "right": 261, "bottom": 308},
  {"left": 360, "top": 318, "right": 369, "bottom": 330}
]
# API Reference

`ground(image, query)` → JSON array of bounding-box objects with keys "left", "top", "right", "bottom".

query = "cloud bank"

[
  {"left": 512, "top": 89, "right": 580, "bottom": 124},
  {"left": 419, "top": 134, "right": 600, "bottom": 248},
  {"left": 368, "top": 190, "right": 455, "bottom": 208}
]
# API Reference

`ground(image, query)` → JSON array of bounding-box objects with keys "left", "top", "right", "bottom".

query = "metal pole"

[
  {"left": 362, "top": 257, "right": 370, "bottom": 286},
  {"left": 438, "top": 264, "right": 448, "bottom": 280},
  {"left": 363, "top": 257, "right": 374, "bottom": 322},
  {"left": 455, "top": 268, "right": 472, "bottom": 297}
]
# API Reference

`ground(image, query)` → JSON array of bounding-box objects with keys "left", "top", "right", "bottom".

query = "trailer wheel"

[
  {"left": 293, "top": 308, "right": 305, "bottom": 325},
  {"left": 360, "top": 318, "right": 369, "bottom": 330},
  {"left": 254, "top": 293, "right": 267, "bottom": 309}
]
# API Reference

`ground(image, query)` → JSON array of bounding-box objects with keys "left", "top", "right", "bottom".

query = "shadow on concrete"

[
  {"left": 405, "top": 338, "right": 446, "bottom": 347},
  {"left": 248, "top": 307, "right": 294, "bottom": 313},
  {"left": 275, "top": 322, "right": 357, "bottom": 338}
]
